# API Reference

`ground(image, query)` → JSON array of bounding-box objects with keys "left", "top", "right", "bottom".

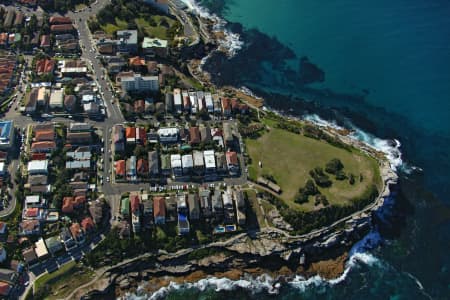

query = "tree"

[
  {"left": 134, "top": 145, "right": 146, "bottom": 158},
  {"left": 325, "top": 158, "right": 344, "bottom": 174}
]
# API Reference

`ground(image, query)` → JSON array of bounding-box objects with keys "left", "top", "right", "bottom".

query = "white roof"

[
  {"left": 27, "top": 160, "right": 49, "bottom": 172},
  {"left": 182, "top": 154, "right": 193, "bottom": 169},
  {"left": 25, "top": 195, "right": 40, "bottom": 204},
  {"left": 35, "top": 238, "right": 49, "bottom": 258},
  {"left": 193, "top": 151, "right": 204, "bottom": 167},
  {"left": 203, "top": 150, "right": 216, "bottom": 169},
  {"left": 170, "top": 154, "right": 182, "bottom": 168},
  {"left": 61, "top": 67, "right": 87, "bottom": 73},
  {"left": 0, "top": 162, "right": 5, "bottom": 172},
  {"left": 157, "top": 127, "right": 179, "bottom": 136},
  {"left": 49, "top": 89, "right": 64, "bottom": 106},
  {"left": 173, "top": 88, "right": 182, "bottom": 105}
]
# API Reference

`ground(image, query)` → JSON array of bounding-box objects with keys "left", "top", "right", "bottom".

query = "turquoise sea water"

[{"left": 127, "top": 1, "right": 450, "bottom": 299}]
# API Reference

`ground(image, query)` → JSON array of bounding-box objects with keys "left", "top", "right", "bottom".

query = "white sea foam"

[
  {"left": 303, "top": 114, "right": 407, "bottom": 171},
  {"left": 178, "top": 0, "right": 244, "bottom": 57}
]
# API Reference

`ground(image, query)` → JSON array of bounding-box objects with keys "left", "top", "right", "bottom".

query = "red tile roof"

[
  {"left": 189, "top": 127, "right": 200, "bottom": 144},
  {"left": 50, "top": 24, "right": 74, "bottom": 32},
  {"left": 35, "top": 59, "right": 55, "bottom": 74},
  {"left": 81, "top": 217, "right": 94, "bottom": 231},
  {"left": 153, "top": 196, "right": 166, "bottom": 218},
  {"left": 137, "top": 158, "right": 148, "bottom": 175},
  {"left": 125, "top": 127, "right": 136, "bottom": 139},
  {"left": 49, "top": 16, "right": 72, "bottom": 25},
  {"left": 129, "top": 56, "right": 145, "bottom": 67},
  {"left": 34, "top": 129, "right": 55, "bottom": 141},
  {"left": 226, "top": 151, "right": 238, "bottom": 165},
  {"left": 31, "top": 141, "right": 56, "bottom": 151},
  {"left": 25, "top": 207, "right": 39, "bottom": 218},
  {"left": 0, "top": 282, "right": 11, "bottom": 297},
  {"left": 130, "top": 194, "right": 140, "bottom": 213},
  {"left": 70, "top": 223, "right": 82, "bottom": 239},
  {"left": 62, "top": 196, "right": 86, "bottom": 213},
  {"left": 115, "top": 160, "right": 126, "bottom": 176}
]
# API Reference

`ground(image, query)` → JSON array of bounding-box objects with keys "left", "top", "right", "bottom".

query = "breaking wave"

[
  {"left": 178, "top": 0, "right": 244, "bottom": 57},
  {"left": 303, "top": 114, "right": 411, "bottom": 172}
]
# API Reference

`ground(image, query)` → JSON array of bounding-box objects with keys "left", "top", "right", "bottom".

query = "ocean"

[{"left": 124, "top": 0, "right": 450, "bottom": 299}]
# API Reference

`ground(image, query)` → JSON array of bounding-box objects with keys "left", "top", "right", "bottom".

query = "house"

[
  {"left": 27, "top": 160, "right": 48, "bottom": 175},
  {"left": 22, "top": 247, "right": 38, "bottom": 266},
  {"left": 142, "top": 194, "right": 153, "bottom": 228},
  {"left": 181, "top": 154, "right": 193, "bottom": 175},
  {"left": 233, "top": 189, "right": 246, "bottom": 226},
  {"left": 187, "top": 194, "right": 200, "bottom": 221},
  {"left": 127, "top": 156, "right": 137, "bottom": 180},
  {"left": 24, "top": 88, "right": 37, "bottom": 113},
  {"left": 189, "top": 127, "right": 200, "bottom": 145},
  {"left": 64, "top": 95, "right": 77, "bottom": 112},
  {"left": 45, "top": 236, "right": 62, "bottom": 255},
  {"left": 35, "top": 59, "right": 55, "bottom": 74},
  {"left": 89, "top": 201, "right": 104, "bottom": 225},
  {"left": 49, "top": 89, "right": 64, "bottom": 109},
  {"left": 142, "top": 37, "right": 168, "bottom": 57},
  {"left": 211, "top": 190, "right": 223, "bottom": 220},
  {"left": 66, "top": 160, "right": 90, "bottom": 169},
  {"left": 204, "top": 150, "right": 216, "bottom": 176},
  {"left": 69, "top": 123, "right": 92, "bottom": 132},
  {"left": 189, "top": 91, "right": 198, "bottom": 113},
  {"left": 137, "top": 158, "right": 148, "bottom": 177},
  {"left": 115, "top": 160, "right": 126, "bottom": 178},
  {"left": 25, "top": 195, "right": 45, "bottom": 208},
  {"left": 160, "top": 154, "right": 171, "bottom": 176},
  {"left": 165, "top": 93, "right": 174, "bottom": 112},
  {"left": 205, "top": 92, "right": 214, "bottom": 113},
  {"left": 164, "top": 195, "right": 177, "bottom": 222},
  {"left": 199, "top": 125, "right": 211, "bottom": 143},
  {"left": 40, "top": 34, "right": 50, "bottom": 48},
  {"left": 136, "top": 127, "right": 146, "bottom": 144},
  {"left": 153, "top": 196, "right": 166, "bottom": 225},
  {"left": 81, "top": 217, "right": 95, "bottom": 232},
  {"left": 157, "top": 127, "right": 179, "bottom": 143},
  {"left": 215, "top": 152, "right": 227, "bottom": 173},
  {"left": 114, "top": 124, "right": 125, "bottom": 152},
  {"left": 199, "top": 188, "right": 212, "bottom": 217},
  {"left": 128, "top": 56, "right": 146, "bottom": 71},
  {"left": 223, "top": 123, "right": 234, "bottom": 147},
  {"left": 70, "top": 222, "right": 85, "bottom": 244},
  {"left": 0, "top": 222, "right": 6, "bottom": 236},
  {"left": 0, "top": 281, "right": 12, "bottom": 298},
  {"left": 221, "top": 97, "right": 232, "bottom": 116},
  {"left": 148, "top": 151, "right": 159, "bottom": 177},
  {"left": 35, "top": 238, "right": 49, "bottom": 259},
  {"left": 66, "top": 132, "right": 92, "bottom": 144},
  {"left": 125, "top": 127, "right": 136, "bottom": 143},
  {"left": 60, "top": 227, "right": 76, "bottom": 251},
  {"left": 0, "top": 247, "right": 6, "bottom": 263},
  {"left": 170, "top": 154, "right": 182, "bottom": 177},
  {"left": 34, "top": 126, "right": 55, "bottom": 142},
  {"left": 120, "top": 73, "right": 159, "bottom": 92},
  {"left": 223, "top": 189, "right": 235, "bottom": 224},
  {"left": 62, "top": 196, "right": 86, "bottom": 214},
  {"left": 193, "top": 151, "right": 204, "bottom": 175},
  {"left": 182, "top": 91, "right": 191, "bottom": 112},
  {"left": 116, "top": 30, "right": 138, "bottom": 54},
  {"left": 134, "top": 99, "right": 145, "bottom": 114},
  {"left": 121, "top": 197, "right": 130, "bottom": 216},
  {"left": 49, "top": 16, "right": 72, "bottom": 24},
  {"left": 36, "top": 87, "right": 49, "bottom": 106},
  {"left": 31, "top": 141, "right": 56, "bottom": 153},
  {"left": 50, "top": 24, "right": 74, "bottom": 33},
  {"left": 130, "top": 193, "right": 141, "bottom": 233},
  {"left": 197, "top": 91, "right": 205, "bottom": 111},
  {"left": 226, "top": 151, "right": 239, "bottom": 175},
  {"left": 173, "top": 88, "right": 183, "bottom": 113}
]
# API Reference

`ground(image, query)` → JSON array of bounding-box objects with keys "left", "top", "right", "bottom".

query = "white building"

[
  {"left": 181, "top": 154, "right": 193, "bottom": 174},
  {"left": 170, "top": 154, "right": 182, "bottom": 177},
  {"left": 49, "top": 89, "right": 64, "bottom": 109},
  {"left": 157, "top": 127, "right": 179, "bottom": 143},
  {"left": 203, "top": 150, "right": 216, "bottom": 173},
  {"left": 35, "top": 238, "right": 49, "bottom": 259},
  {"left": 121, "top": 74, "right": 159, "bottom": 92},
  {"left": 205, "top": 92, "right": 214, "bottom": 113},
  {"left": 173, "top": 88, "right": 182, "bottom": 113},
  {"left": 189, "top": 91, "right": 197, "bottom": 114},
  {"left": 27, "top": 160, "right": 49, "bottom": 175}
]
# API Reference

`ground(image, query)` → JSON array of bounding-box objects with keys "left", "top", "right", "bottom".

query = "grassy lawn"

[
  {"left": 101, "top": 17, "right": 128, "bottom": 35},
  {"left": 34, "top": 261, "right": 95, "bottom": 299},
  {"left": 135, "top": 16, "right": 176, "bottom": 39},
  {"left": 245, "top": 127, "right": 381, "bottom": 211}
]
